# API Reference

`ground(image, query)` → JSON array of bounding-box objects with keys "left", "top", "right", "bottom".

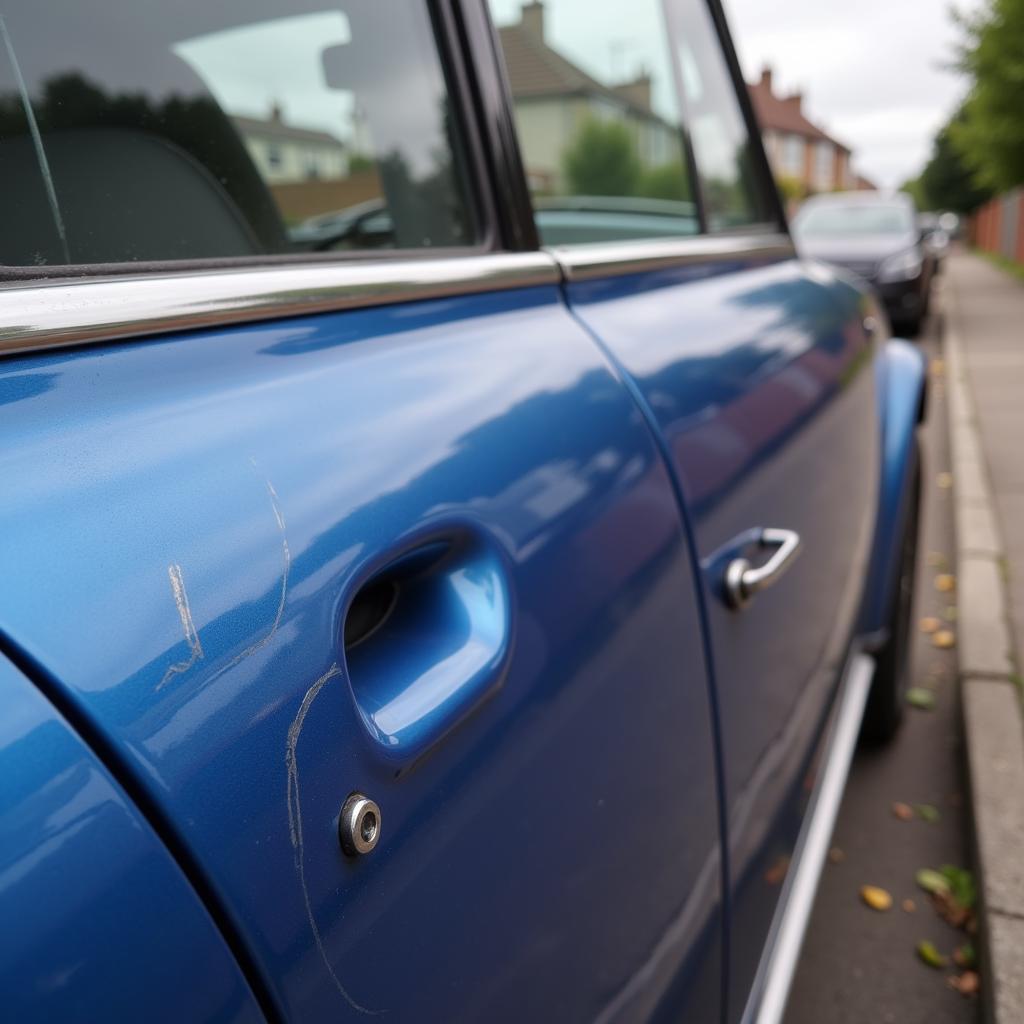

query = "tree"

[
  {"left": 951, "top": 0, "right": 1024, "bottom": 192},
  {"left": 635, "top": 161, "right": 691, "bottom": 201},
  {"left": 919, "top": 112, "right": 995, "bottom": 212},
  {"left": 563, "top": 118, "right": 640, "bottom": 197}
]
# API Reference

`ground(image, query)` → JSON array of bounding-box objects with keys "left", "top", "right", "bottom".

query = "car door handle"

[
  {"left": 342, "top": 531, "right": 512, "bottom": 765},
  {"left": 724, "top": 528, "right": 801, "bottom": 609}
]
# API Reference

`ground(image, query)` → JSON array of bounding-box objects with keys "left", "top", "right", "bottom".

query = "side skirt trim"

[{"left": 741, "top": 651, "right": 875, "bottom": 1024}]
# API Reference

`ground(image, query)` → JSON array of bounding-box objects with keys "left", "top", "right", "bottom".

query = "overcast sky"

[{"left": 722, "top": 0, "right": 984, "bottom": 188}]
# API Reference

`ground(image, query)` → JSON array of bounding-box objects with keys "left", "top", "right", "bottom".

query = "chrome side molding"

[
  {"left": 741, "top": 651, "right": 875, "bottom": 1024},
  {"left": 546, "top": 232, "right": 795, "bottom": 281},
  {"left": 0, "top": 232, "right": 795, "bottom": 358},
  {"left": 0, "top": 252, "right": 560, "bottom": 357}
]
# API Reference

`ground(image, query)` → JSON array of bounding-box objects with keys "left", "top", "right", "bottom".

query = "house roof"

[
  {"left": 233, "top": 114, "right": 345, "bottom": 150},
  {"left": 497, "top": 21, "right": 651, "bottom": 120},
  {"left": 747, "top": 77, "right": 850, "bottom": 153}
]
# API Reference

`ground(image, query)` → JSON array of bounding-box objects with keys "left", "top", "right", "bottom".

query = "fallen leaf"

[
  {"left": 892, "top": 801, "right": 915, "bottom": 821},
  {"left": 916, "top": 804, "right": 941, "bottom": 823},
  {"left": 940, "top": 865, "right": 976, "bottom": 910},
  {"left": 917, "top": 940, "right": 948, "bottom": 968},
  {"left": 948, "top": 971, "right": 980, "bottom": 996},
  {"left": 935, "top": 573, "right": 956, "bottom": 592},
  {"left": 933, "top": 630, "right": 956, "bottom": 649},
  {"left": 829, "top": 846, "right": 845, "bottom": 864},
  {"left": 945, "top": 605, "right": 958, "bottom": 622},
  {"left": 861, "top": 885, "right": 893, "bottom": 911},
  {"left": 764, "top": 856, "right": 789, "bottom": 885},
  {"left": 931, "top": 359, "right": 945, "bottom": 377},
  {"left": 937, "top": 472, "right": 953, "bottom": 489},
  {"left": 902, "top": 898, "right": 916, "bottom": 913},
  {"left": 926, "top": 551, "right": 948, "bottom": 568},
  {"left": 907, "top": 688, "right": 937, "bottom": 711},
  {"left": 953, "top": 942, "right": 977, "bottom": 969},
  {"left": 916, "top": 868, "right": 950, "bottom": 895},
  {"left": 919, "top": 616, "right": 941, "bottom": 634}
]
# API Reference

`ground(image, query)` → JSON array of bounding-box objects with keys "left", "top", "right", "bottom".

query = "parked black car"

[{"left": 793, "top": 192, "right": 936, "bottom": 334}]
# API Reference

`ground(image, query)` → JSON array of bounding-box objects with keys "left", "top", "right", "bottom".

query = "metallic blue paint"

[
  {"left": 562, "top": 256, "right": 880, "bottom": 1020},
  {"left": 0, "top": 653, "right": 263, "bottom": 1023},
  {"left": 861, "top": 337, "right": 928, "bottom": 638},
  {"left": 0, "top": 286, "right": 723, "bottom": 1022}
]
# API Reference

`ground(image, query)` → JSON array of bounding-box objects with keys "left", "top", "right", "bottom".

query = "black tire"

[{"left": 861, "top": 441, "right": 922, "bottom": 744}]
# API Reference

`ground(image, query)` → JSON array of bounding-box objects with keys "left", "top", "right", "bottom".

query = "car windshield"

[{"left": 794, "top": 202, "right": 914, "bottom": 238}]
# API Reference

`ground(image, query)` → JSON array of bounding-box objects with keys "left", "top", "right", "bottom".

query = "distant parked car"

[
  {"left": 792, "top": 192, "right": 937, "bottom": 334},
  {"left": 918, "top": 211, "right": 951, "bottom": 271}
]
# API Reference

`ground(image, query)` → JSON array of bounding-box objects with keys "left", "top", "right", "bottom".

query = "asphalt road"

[{"left": 786, "top": 295, "right": 979, "bottom": 1024}]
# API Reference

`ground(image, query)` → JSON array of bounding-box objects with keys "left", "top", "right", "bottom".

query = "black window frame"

[{"left": 0, "top": 0, "right": 505, "bottom": 283}]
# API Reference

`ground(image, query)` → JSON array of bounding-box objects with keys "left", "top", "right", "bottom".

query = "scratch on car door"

[
  {"left": 157, "top": 563, "right": 204, "bottom": 690},
  {"left": 286, "top": 663, "right": 379, "bottom": 1015},
  {"left": 222, "top": 460, "right": 291, "bottom": 671}
]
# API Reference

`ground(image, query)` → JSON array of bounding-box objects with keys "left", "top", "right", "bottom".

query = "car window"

[
  {"left": 486, "top": 0, "right": 772, "bottom": 244},
  {"left": 486, "top": 0, "right": 699, "bottom": 245},
  {"left": 665, "top": 0, "right": 772, "bottom": 231},
  {"left": 0, "top": 1, "right": 477, "bottom": 267},
  {"left": 793, "top": 202, "right": 915, "bottom": 238}
]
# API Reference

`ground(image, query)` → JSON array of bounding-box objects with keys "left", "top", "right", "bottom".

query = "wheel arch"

[{"left": 861, "top": 337, "right": 928, "bottom": 643}]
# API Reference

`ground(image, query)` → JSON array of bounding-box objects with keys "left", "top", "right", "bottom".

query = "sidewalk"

[
  {"left": 946, "top": 252, "right": 1024, "bottom": 673},
  {"left": 943, "top": 249, "right": 1024, "bottom": 1023}
]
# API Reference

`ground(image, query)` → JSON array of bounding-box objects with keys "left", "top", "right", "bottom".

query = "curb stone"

[{"left": 942, "top": 278, "right": 1024, "bottom": 1024}]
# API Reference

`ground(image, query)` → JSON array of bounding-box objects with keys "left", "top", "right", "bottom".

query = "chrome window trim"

[
  {"left": 0, "top": 232, "right": 796, "bottom": 358},
  {"left": 0, "top": 253, "right": 560, "bottom": 357},
  {"left": 545, "top": 232, "right": 795, "bottom": 281}
]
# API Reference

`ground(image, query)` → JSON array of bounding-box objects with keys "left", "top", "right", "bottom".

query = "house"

[
  {"left": 234, "top": 104, "right": 348, "bottom": 186},
  {"left": 747, "top": 67, "right": 854, "bottom": 194},
  {"left": 496, "top": 2, "right": 679, "bottom": 193}
]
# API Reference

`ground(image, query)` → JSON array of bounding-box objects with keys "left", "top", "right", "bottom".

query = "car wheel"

[{"left": 861, "top": 440, "right": 922, "bottom": 744}]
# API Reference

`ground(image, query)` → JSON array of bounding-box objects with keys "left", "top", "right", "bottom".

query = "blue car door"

[
  {"left": 486, "top": 0, "right": 878, "bottom": 1017},
  {"left": 0, "top": 1, "right": 724, "bottom": 1021}
]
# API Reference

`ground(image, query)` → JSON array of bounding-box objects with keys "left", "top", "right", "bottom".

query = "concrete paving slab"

[
  {"left": 959, "top": 557, "right": 1015, "bottom": 677},
  {"left": 963, "top": 679, "right": 1024, "bottom": 919},
  {"left": 987, "top": 914, "right": 1024, "bottom": 1024},
  {"left": 958, "top": 502, "right": 1002, "bottom": 557}
]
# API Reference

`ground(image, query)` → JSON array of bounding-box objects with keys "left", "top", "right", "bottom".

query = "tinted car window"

[
  {"left": 0, "top": 1, "right": 476, "bottom": 267},
  {"left": 487, "top": 0, "right": 699, "bottom": 244}
]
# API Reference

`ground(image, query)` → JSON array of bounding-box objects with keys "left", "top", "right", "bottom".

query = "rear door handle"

[{"left": 724, "top": 528, "right": 801, "bottom": 609}]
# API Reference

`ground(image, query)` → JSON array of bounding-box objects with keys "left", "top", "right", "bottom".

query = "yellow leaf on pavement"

[
  {"left": 937, "top": 472, "right": 953, "bottom": 489},
  {"left": 861, "top": 885, "right": 893, "bottom": 911},
  {"left": 919, "top": 617, "right": 941, "bottom": 634},
  {"left": 935, "top": 574, "right": 956, "bottom": 592},
  {"left": 932, "top": 630, "right": 956, "bottom": 649}
]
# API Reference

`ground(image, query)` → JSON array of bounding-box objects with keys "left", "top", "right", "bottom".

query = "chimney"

[
  {"left": 614, "top": 72, "right": 652, "bottom": 112},
  {"left": 520, "top": 1, "right": 545, "bottom": 40},
  {"left": 784, "top": 91, "right": 803, "bottom": 113},
  {"left": 759, "top": 66, "right": 773, "bottom": 93},
  {"left": 270, "top": 101, "right": 284, "bottom": 123}
]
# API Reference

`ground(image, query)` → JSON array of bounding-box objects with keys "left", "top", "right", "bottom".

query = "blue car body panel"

[
  {"left": 0, "top": 286, "right": 724, "bottom": 1022},
  {"left": 861, "top": 338, "right": 928, "bottom": 637},
  {"left": 0, "top": 653, "right": 263, "bottom": 1023},
  {"left": 561, "top": 256, "right": 880, "bottom": 1018}
]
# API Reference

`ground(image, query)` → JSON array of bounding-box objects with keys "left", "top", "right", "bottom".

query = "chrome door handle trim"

[{"left": 724, "top": 528, "right": 801, "bottom": 609}]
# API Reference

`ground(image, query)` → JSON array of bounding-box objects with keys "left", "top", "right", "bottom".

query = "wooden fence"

[{"left": 971, "top": 190, "right": 1024, "bottom": 264}]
